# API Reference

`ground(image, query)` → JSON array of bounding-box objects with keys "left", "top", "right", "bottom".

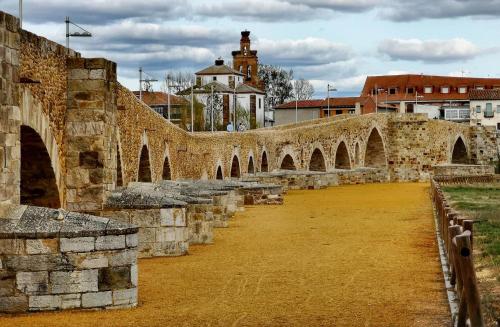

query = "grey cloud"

[
  {"left": 378, "top": 38, "right": 481, "bottom": 63},
  {"left": 380, "top": 0, "right": 500, "bottom": 21}
]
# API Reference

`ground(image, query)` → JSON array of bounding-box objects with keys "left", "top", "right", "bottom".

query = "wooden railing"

[{"left": 430, "top": 178, "right": 485, "bottom": 327}]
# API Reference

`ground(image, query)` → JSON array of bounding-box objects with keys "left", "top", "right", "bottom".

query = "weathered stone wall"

[
  {"left": 0, "top": 12, "right": 21, "bottom": 206},
  {"left": 432, "top": 164, "right": 495, "bottom": 177},
  {"left": 0, "top": 205, "right": 138, "bottom": 313},
  {"left": 100, "top": 208, "right": 189, "bottom": 258},
  {"left": 65, "top": 58, "right": 117, "bottom": 212}
]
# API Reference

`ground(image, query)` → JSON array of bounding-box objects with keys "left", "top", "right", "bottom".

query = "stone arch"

[
  {"left": 20, "top": 87, "right": 63, "bottom": 204},
  {"left": 335, "top": 141, "right": 351, "bottom": 169},
  {"left": 364, "top": 127, "right": 387, "bottom": 168},
  {"left": 138, "top": 145, "right": 152, "bottom": 182},
  {"left": 261, "top": 151, "right": 269, "bottom": 172},
  {"left": 230, "top": 155, "right": 241, "bottom": 178},
  {"left": 354, "top": 142, "right": 361, "bottom": 167},
  {"left": 280, "top": 154, "right": 296, "bottom": 170},
  {"left": 216, "top": 166, "right": 223, "bottom": 180},
  {"left": 309, "top": 148, "right": 326, "bottom": 172},
  {"left": 451, "top": 136, "right": 469, "bottom": 164},
  {"left": 20, "top": 125, "right": 61, "bottom": 208},
  {"left": 248, "top": 155, "right": 255, "bottom": 174}
]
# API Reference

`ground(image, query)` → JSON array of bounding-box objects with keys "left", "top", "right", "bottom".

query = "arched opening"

[
  {"left": 335, "top": 141, "right": 351, "bottom": 169},
  {"left": 20, "top": 125, "right": 60, "bottom": 208},
  {"left": 354, "top": 142, "right": 360, "bottom": 166},
  {"left": 231, "top": 156, "right": 241, "bottom": 178},
  {"left": 280, "top": 154, "right": 296, "bottom": 170},
  {"left": 216, "top": 166, "right": 223, "bottom": 180},
  {"left": 451, "top": 137, "right": 468, "bottom": 164},
  {"left": 116, "top": 145, "right": 123, "bottom": 187},
  {"left": 364, "top": 128, "right": 386, "bottom": 168},
  {"left": 261, "top": 151, "right": 268, "bottom": 172},
  {"left": 162, "top": 156, "right": 171, "bottom": 180},
  {"left": 309, "top": 148, "right": 326, "bottom": 172},
  {"left": 248, "top": 156, "right": 255, "bottom": 174},
  {"left": 138, "top": 145, "right": 152, "bottom": 182}
]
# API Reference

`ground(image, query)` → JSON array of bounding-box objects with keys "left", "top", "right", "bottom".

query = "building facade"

[
  {"left": 134, "top": 91, "right": 189, "bottom": 126},
  {"left": 232, "top": 31, "right": 261, "bottom": 89},
  {"left": 469, "top": 89, "right": 500, "bottom": 130},
  {"left": 180, "top": 59, "right": 265, "bottom": 130},
  {"left": 360, "top": 75, "right": 500, "bottom": 121}
]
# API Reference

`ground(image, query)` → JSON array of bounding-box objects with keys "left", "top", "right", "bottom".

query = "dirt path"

[{"left": 0, "top": 183, "right": 450, "bottom": 326}]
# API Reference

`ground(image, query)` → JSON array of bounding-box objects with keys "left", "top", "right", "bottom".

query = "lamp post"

[
  {"left": 65, "top": 17, "right": 92, "bottom": 54},
  {"left": 326, "top": 84, "right": 337, "bottom": 117},
  {"left": 191, "top": 83, "right": 194, "bottom": 132}
]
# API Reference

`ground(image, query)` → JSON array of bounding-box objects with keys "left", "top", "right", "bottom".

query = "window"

[
  {"left": 258, "top": 98, "right": 262, "bottom": 109},
  {"left": 497, "top": 123, "right": 500, "bottom": 131},
  {"left": 239, "top": 65, "right": 243, "bottom": 73},
  {"left": 441, "top": 86, "right": 449, "bottom": 94},
  {"left": 476, "top": 85, "right": 485, "bottom": 90},
  {"left": 196, "top": 76, "right": 202, "bottom": 86},
  {"left": 389, "top": 87, "right": 397, "bottom": 95},
  {"left": 497, "top": 105, "right": 500, "bottom": 113},
  {"left": 247, "top": 65, "right": 252, "bottom": 80},
  {"left": 424, "top": 86, "right": 433, "bottom": 94},
  {"left": 336, "top": 110, "right": 343, "bottom": 115},
  {"left": 485, "top": 103, "right": 494, "bottom": 118},
  {"left": 458, "top": 86, "right": 467, "bottom": 94},
  {"left": 476, "top": 106, "right": 481, "bottom": 113},
  {"left": 407, "top": 87, "right": 414, "bottom": 94}
]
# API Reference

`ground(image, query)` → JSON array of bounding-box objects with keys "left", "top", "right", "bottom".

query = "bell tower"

[{"left": 232, "top": 31, "right": 261, "bottom": 89}]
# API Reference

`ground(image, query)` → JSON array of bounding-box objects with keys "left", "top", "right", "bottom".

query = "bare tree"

[
  {"left": 292, "top": 78, "right": 315, "bottom": 101},
  {"left": 164, "top": 71, "right": 195, "bottom": 94},
  {"left": 258, "top": 64, "right": 294, "bottom": 109}
]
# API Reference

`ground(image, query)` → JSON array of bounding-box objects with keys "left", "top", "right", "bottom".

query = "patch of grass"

[{"left": 443, "top": 184, "right": 500, "bottom": 325}]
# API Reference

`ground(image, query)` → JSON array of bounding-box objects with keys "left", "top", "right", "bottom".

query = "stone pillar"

[
  {"left": 0, "top": 12, "right": 21, "bottom": 206},
  {"left": 65, "top": 58, "right": 117, "bottom": 213}
]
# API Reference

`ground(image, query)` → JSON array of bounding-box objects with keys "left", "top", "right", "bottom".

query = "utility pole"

[
  {"left": 295, "top": 81, "right": 298, "bottom": 123},
  {"left": 167, "top": 77, "right": 171, "bottom": 121},
  {"left": 65, "top": 17, "right": 92, "bottom": 54},
  {"left": 19, "top": 0, "right": 22, "bottom": 28},
  {"left": 211, "top": 84, "right": 214, "bottom": 132},
  {"left": 327, "top": 84, "right": 337, "bottom": 117},
  {"left": 191, "top": 83, "right": 194, "bottom": 132},
  {"left": 139, "top": 67, "right": 143, "bottom": 101}
]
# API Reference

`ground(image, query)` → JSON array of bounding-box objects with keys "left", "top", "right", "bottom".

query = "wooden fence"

[{"left": 430, "top": 178, "right": 485, "bottom": 327}]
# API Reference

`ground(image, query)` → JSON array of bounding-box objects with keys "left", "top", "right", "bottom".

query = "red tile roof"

[
  {"left": 274, "top": 99, "right": 325, "bottom": 110},
  {"left": 323, "top": 96, "right": 371, "bottom": 107},
  {"left": 133, "top": 91, "right": 189, "bottom": 106},
  {"left": 361, "top": 74, "right": 500, "bottom": 102},
  {"left": 469, "top": 89, "right": 500, "bottom": 100}
]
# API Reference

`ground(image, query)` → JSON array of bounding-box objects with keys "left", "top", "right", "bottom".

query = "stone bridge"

[
  {"left": 0, "top": 11, "right": 497, "bottom": 213},
  {"left": 1, "top": 11, "right": 499, "bottom": 313}
]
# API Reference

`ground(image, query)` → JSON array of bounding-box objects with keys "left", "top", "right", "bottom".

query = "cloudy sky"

[{"left": 3, "top": 0, "right": 500, "bottom": 97}]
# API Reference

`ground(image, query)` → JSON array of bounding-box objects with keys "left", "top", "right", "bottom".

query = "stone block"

[
  {"left": 98, "top": 266, "right": 131, "bottom": 291},
  {"left": 16, "top": 271, "right": 49, "bottom": 295},
  {"left": 130, "top": 264, "right": 138, "bottom": 287},
  {"left": 131, "top": 210, "right": 159, "bottom": 227},
  {"left": 139, "top": 227, "right": 156, "bottom": 243},
  {"left": 89, "top": 69, "right": 105, "bottom": 80},
  {"left": 174, "top": 208, "right": 186, "bottom": 227},
  {"left": 126, "top": 233, "right": 138, "bottom": 248},
  {"left": 0, "top": 276, "right": 15, "bottom": 296},
  {"left": 0, "top": 295, "right": 28, "bottom": 313},
  {"left": 4, "top": 254, "right": 73, "bottom": 272},
  {"left": 175, "top": 227, "right": 188, "bottom": 241},
  {"left": 81, "top": 291, "right": 112, "bottom": 308},
  {"left": 67, "top": 252, "right": 109, "bottom": 269},
  {"left": 160, "top": 208, "right": 174, "bottom": 226},
  {"left": 26, "top": 239, "right": 58, "bottom": 254},
  {"left": 112, "top": 288, "right": 137, "bottom": 306},
  {"left": 165, "top": 227, "right": 176, "bottom": 242},
  {"left": 95, "top": 235, "right": 125, "bottom": 250},
  {"left": 0, "top": 239, "right": 25, "bottom": 255},
  {"left": 108, "top": 249, "right": 137, "bottom": 267},
  {"left": 50, "top": 270, "right": 98, "bottom": 294},
  {"left": 68, "top": 69, "right": 89, "bottom": 80},
  {"left": 61, "top": 293, "right": 81, "bottom": 309},
  {"left": 60, "top": 237, "right": 95, "bottom": 252},
  {"left": 29, "top": 295, "right": 62, "bottom": 310}
]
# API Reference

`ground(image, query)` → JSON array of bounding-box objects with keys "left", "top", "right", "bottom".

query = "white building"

[
  {"left": 469, "top": 89, "right": 500, "bottom": 131},
  {"left": 182, "top": 59, "right": 265, "bottom": 130}
]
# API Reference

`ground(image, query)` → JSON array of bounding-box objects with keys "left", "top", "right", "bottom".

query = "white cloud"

[
  {"left": 378, "top": 38, "right": 480, "bottom": 63},
  {"left": 256, "top": 38, "right": 353, "bottom": 66}
]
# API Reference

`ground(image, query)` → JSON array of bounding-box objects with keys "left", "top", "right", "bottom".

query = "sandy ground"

[{"left": 0, "top": 183, "right": 450, "bottom": 326}]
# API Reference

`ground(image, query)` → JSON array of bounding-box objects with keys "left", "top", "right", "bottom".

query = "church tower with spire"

[{"left": 232, "top": 31, "right": 261, "bottom": 89}]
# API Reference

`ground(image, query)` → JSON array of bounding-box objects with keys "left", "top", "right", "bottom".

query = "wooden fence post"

[{"left": 455, "top": 232, "right": 484, "bottom": 327}]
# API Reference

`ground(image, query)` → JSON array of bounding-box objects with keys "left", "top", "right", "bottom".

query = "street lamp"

[
  {"left": 326, "top": 84, "right": 337, "bottom": 117},
  {"left": 138, "top": 67, "right": 158, "bottom": 102},
  {"left": 65, "top": 17, "right": 92, "bottom": 54}
]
